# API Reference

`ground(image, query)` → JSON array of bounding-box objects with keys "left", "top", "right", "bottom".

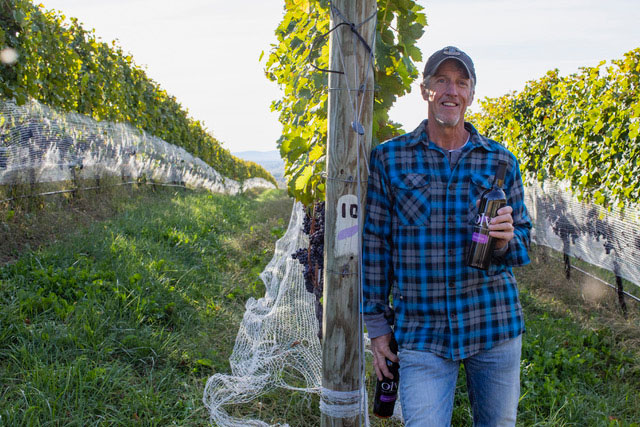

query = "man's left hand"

[{"left": 489, "top": 205, "right": 514, "bottom": 250}]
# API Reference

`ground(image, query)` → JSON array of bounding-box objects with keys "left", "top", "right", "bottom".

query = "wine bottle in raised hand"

[{"left": 467, "top": 160, "right": 508, "bottom": 270}]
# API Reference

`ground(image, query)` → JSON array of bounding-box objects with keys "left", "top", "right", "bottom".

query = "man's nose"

[{"left": 444, "top": 81, "right": 458, "bottom": 96}]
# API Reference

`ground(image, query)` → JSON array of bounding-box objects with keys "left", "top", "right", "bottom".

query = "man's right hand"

[{"left": 371, "top": 333, "right": 399, "bottom": 381}]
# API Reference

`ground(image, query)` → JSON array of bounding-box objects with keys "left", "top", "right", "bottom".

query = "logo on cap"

[{"left": 442, "top": 46, "right": 461, "bottom": 56}]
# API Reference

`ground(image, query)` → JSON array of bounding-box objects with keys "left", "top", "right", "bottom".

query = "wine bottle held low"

[
  {"left": 373, "top": 334, "right": 399, "bottom": 418},
  {"left": 467, "top": 160, "right": 508, "bottom": 270}
]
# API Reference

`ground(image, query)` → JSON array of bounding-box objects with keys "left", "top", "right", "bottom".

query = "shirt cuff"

[
  {"left": 364, "top": 313, "right": 392, "bottom": 339},
  {"left": 494, "top": 243, "right": 509, "bottom": 257}
]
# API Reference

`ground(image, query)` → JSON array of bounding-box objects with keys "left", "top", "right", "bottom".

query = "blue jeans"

[{"left": 398, "top": 335, "right": 522, "bottom": 427}]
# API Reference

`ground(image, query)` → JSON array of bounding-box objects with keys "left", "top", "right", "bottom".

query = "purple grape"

[{"left": 290, "top": 201, "right": 327, "bottom": 339}]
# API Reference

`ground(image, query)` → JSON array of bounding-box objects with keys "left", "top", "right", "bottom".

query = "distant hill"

[
  {"left": 233, "top": 150, "right": 285, "bottom": 186},
  {"left": 232, "top": 150, "right": 282, "bottom": 162}
]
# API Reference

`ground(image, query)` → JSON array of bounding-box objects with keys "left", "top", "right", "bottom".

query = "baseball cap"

[{"left": 423, "top": 46, "right": 476, "bottom": 84}]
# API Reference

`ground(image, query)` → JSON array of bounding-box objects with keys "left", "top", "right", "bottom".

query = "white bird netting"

[
  {"left": 0, "top": 99, "right": 275, "bottom": 195},
  {"left": 203, "top": 202, "right": 323, "bottom": 427},
  {"left": 525, "top": 180, "right": 640, "bottom": 288}
]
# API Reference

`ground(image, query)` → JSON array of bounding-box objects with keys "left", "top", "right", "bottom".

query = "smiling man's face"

[{"left": 421, "top": 59, "right": 474, "bottom": 129}]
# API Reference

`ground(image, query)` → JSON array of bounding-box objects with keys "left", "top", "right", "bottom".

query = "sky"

[{"left": 39, "top": 0, "right": 640, "bottom": 153}]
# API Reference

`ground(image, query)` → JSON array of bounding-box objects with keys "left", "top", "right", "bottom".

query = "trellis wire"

[
  {"left": 525, "top": 180, "right": 640, "bottom": 312},
  {"left": 0, "top": 181, "right": 193, "bottom": 205},
  {"left": 546, "top": 253, "right": 640, "bottom": 304}
]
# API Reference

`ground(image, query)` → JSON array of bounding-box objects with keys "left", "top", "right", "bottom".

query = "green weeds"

[{"left": 0, "top": 187, "right": 292, "bottom": 425}]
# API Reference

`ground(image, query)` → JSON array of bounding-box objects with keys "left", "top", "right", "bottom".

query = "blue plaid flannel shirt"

[{"left": 363, "top": 120, "right": 531, "bottom": 360}]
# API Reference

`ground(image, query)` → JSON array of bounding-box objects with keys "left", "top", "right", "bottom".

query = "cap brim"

[{"left": 426, "top": 57, "right": 474, "bottom": 82}]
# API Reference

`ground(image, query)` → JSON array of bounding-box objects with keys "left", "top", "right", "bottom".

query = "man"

[{"left": 363, "top": 46, "right": 531, "bottom": 426}]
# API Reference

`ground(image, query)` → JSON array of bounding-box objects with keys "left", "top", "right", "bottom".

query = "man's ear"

[{"left": 420, "top": 82, "right": 429, "bottom": 101}]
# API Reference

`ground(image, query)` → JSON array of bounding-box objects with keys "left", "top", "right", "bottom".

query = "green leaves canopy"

[{"left": 265, "top": 0, "right": 426, "bottom": 205}]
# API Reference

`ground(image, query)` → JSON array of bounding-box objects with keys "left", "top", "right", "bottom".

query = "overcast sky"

[{"left": 39, "top": 0, "right": 640, "bottom": 153}]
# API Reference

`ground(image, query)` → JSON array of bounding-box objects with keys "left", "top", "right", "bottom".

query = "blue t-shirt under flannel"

[{"left": 362, "top": 120, "right": 531, "bottom": 361}]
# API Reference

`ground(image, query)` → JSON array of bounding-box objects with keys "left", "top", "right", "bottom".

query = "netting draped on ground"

[
  {"left": 203, "top": 202, "right": 323, "bottom": 427},
  {"left": 525, "top": 180, "right": 640, "bottom": 287},
  {"left": 0, "top": 99, "right": 274, "bottom": 194}
]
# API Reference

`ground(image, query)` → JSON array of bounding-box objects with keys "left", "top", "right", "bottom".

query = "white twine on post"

[{"left": 319, "top": 387, "right": 369, "bottom": 418}]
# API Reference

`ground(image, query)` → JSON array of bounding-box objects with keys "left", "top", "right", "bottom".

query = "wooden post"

[{"left": 322, "top": 0, "right": 376, "bottom": 425}]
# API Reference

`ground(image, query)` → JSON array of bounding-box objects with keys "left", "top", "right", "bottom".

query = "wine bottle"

[
  {"left": 467, "top": 160, "right": 508, "bottom": 270},
  {"left": 373, "top": 334, "right": 399, "bottom": 418}
]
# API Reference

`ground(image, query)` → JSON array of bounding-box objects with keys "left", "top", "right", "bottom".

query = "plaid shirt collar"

[{"left": 406, "top": 120, "right": 497, "bottom": 153}]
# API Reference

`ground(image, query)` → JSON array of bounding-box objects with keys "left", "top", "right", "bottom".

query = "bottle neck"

[{"left": 493, "top": 161, "right": 507, "bottom": 188}]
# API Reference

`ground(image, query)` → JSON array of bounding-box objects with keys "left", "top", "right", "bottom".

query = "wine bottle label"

[
  {"left": 380, "top": 394, "right": 397, "bottom": 402},
  {"left": 475, "top": 212, "right": 492, "bottom": 228},
  {"left": 380, "top": 380, "right": 397, "bottom": 392},
  {"left": 471, "top": 232, "right": 489, "bottom": 244}
]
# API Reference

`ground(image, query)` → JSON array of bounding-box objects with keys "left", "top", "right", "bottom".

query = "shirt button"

[
  {"left": 448, "top": 215, "right": 455, "bottom": 223},
  {"left": 449, "top": 280, "right": 455, "bottom": 288},
  {"left": 448, "top": 248, "right": 455, "bottom": 255},
  {"left": 450, "top": 313, "right": 457, "bottom": 321}
]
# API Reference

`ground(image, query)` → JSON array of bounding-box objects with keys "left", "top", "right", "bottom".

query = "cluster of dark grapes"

[{"left": 291, "top": 201, "right": 325, "bottom": 340}]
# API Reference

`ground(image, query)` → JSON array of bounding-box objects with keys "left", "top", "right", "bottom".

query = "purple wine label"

[
  {"left": 380, "top": 394, "right": 397, "bottom": 402},
  {"left": 472, "top": 232, "right": 489, "bottom": 244}
]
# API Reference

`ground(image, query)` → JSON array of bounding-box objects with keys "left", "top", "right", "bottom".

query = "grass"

[
  {"left": 0, "top": 185, "right": 293, "bottom": 425},
  {"left": 0, "top": 178, "right": 143, "bottom": 264},
  {"left": 1, "top": 186, "right": 639, "bottom": 426},
  {"left": 514, "top": 246, "right": 640, "bottom": 426}
]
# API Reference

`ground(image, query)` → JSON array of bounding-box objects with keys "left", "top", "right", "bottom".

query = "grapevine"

[
  {"left": 291, "top": 201, "right": 325, "bottom": 339},
  {"left": 265, "top": 0, "right": 426, "bottom": 205},
  {"left": 470, "top": 48, "right": 640, "bottom": 209},
  {"left": 0, "top": 0, "right": 274, "bottom": 185}
]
